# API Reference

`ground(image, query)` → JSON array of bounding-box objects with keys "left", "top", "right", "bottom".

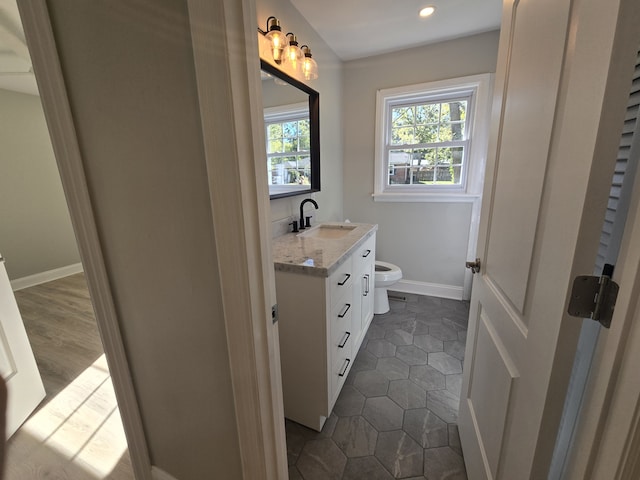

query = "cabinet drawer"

[
  {"left": 331, "top": 298, "right": 353, "bottom": 348},
  {"left": 329, "top": 259, "right": 353, "bottom": 303},
  {"left": 353, "top": 235, "right": 376, "bottom": 273},
  {"left": 331, "top": 345, "right": 352, "bottom": 402}
]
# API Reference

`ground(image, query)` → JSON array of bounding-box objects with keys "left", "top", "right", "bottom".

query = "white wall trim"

[
  {"left": 17, "top": 2, "right": 152, "bottom": 478},
  {"left": 372, "top": 193, "right": 480, "bottom": 203},
  {"left": 392, "top": 279, "right": 464, "bottom": 301},
  {"left": 188, "top": 0, "right": 287, "bottom": 478},
  {"left": 151, "top": 466, "right": 179, "bottom": 480},
  {"left": 11, "top": 263, "right": 83, "bottom": 291}
]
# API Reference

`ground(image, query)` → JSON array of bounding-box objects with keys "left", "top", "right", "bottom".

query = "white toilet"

[{"left": 374, "top": 261, "right": 403, "bottom": 314}]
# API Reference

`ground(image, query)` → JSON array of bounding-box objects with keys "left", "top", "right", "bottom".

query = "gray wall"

[
  {"left": 257, "top": 0, "right": 344, "bottom": 226},
  {"left": 46, "top": 1, "right": 242, "bottom": 477},
  {"left": 343, "top": 31, "right": 500, "bottom": 290},
  {"left": 0, "top": 89, "right": 80, "bottom": 280}
]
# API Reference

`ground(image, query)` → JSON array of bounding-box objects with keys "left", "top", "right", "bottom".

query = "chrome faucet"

[{"left": 299, "top": 198, "right": 319, "bottom": 230}]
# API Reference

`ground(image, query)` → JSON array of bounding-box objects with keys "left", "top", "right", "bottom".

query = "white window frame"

[
  {"left": 374, "top": 74, "right": 493, "bottom": 203},
  {"left": 263, "top": 102, "right": 311, "bottom": 193}
]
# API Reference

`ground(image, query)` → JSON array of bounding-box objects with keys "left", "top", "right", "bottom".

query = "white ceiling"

[
  {"left": 291, "top": 0, "right": 502, "bottom": 61},
  {"left": 0, "top": 0, "right": 502, "bottom": 96},
  {"left": 0, "top": 0, "right": 37, "bottom": 95}
]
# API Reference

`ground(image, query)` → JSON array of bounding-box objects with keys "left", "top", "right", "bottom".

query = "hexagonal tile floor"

[{"left": 286, "top": 292, "right": 469, "bottom": 479}]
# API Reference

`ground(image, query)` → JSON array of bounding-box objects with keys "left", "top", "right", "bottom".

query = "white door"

[
  {"left": 457, "top": 0, "right": 640, "bottom": 478},
  {"left": 0, "top": 256, "right": 45, "bottom": 437}
]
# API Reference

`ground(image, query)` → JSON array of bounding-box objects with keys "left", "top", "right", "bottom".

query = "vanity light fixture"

[
  {"left": 263, "top": 16, "right": 285, "bottom": 63},
  {"left": 419, "top": 5, "right": 436, "bottom": 17},
  {"left": 258, "top": 17, "right": 318, "bottom": 79},
  {"left": 301, "top": 45, "right": 318, "bottom": 81}
]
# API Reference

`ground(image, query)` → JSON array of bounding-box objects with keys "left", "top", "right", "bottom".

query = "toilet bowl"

[{"left": 374, "top": 261, "right": 403, "bottom": 314}]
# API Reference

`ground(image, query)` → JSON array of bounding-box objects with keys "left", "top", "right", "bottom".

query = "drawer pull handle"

[
  {"left": 364, "top": 274, "right": 370, "bottom": 296},
  {"left": 338, "top": 358, "right": 351, "bottom": 377},
  {"left": 338, "top": 303, "right": 351, "bottom": 318},
  {"left": 338, "top": 274, "right": 351, "bottom": 286},
  {"left": 362, "top": 249, "right": 371, "bottom": 258},
  {"left": 338, "top": 331, "right": 351, "bottom": 348}
]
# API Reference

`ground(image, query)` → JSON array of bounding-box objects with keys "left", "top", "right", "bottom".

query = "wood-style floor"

[{"left": 6, "top": 273, "right": 134, "bottom": 479}]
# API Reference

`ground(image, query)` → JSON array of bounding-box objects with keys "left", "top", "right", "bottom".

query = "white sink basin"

[{"left": 298, "top": 224, "right": 357, "bottom": 240}]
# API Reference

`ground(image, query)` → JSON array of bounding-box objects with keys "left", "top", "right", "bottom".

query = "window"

[
  {"left": 374, "top": 74, "right": 492, "bottom": 202},
  {"left": 264, "top": 102, "right": 311, "bottom": 192}
]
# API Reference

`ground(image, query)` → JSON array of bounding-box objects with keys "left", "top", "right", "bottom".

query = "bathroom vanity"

[{"left": 272, "top": 223, "right": 377, "bottom": 431}]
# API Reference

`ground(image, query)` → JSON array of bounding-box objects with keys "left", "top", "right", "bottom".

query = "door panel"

[
  {"left": 0, "top": 257, "right": 45, "bottom": 437},
  {"left": 458, "top": 0, "right": 639, "bottom": 478},
  {"left": 484, "top": 0, "right": 571, "bottom": 315},
  {"left": 467, "top": 306, "right": 518, "bottom": 478}
]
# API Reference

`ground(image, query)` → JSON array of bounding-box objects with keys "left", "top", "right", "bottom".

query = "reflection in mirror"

[{"left": 261, "top": 60, "right": 320, "bottom": 199}]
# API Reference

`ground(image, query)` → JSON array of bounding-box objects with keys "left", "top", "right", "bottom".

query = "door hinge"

[
  {"left": 272, "top": 304, "right": 278, "bottom": 324},
  {"left": 568, "top": 274, "right": 619, "bottom": 328},
  {"left": 465, "top": 258, "right": 481, "bottom": 274}
]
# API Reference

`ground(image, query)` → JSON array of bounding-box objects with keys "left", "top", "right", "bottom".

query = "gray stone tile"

[
  {"left": 388, "top": 379, "right": 426, "bottom": 410},
  {"left": 353, "top": 370, "right": 390, "bottom": 397},
  {"left": 334, "top": 385, "right": 366, "bottom": 417},
  {"left": 285, "top": 414, "right": 339, "bottom": 465},
  {"left": 412, "top": 309, "right": 445, "bottom": 324},
  {"left": 320, "top": 412, "right": 339, "bottom": 439},
  {"left": 351, "top": 349, "right": 378, "bottom": 373},
  {"left": 427, "top": 389, "right": 460, "bottom": 424},
  {"left": 448, "top": 424, "right": 462, "bottom": 456},
  {"left": 289, "top": 465, "right": 304, "bottom": 480},
  {"left": 375, "top": 430, "right": 424, "bottom": 478},
  {"left": 362, "top": 396, "right": 404, "bottom": 431},
  {"left": 297, "top": 438, "right": 347, "bottom": 480},
  {"left": 428, "top": 324, "right": 460, "bottom": 341},
  {"left": 403, "top": 408, "right": 448, "bottom": 448},
  {"left": 396, "top": 345, "right": 429, "bottom": 366},
  {"left": 367, "top": 339, "right": 397, "bottom": 358},
  {"left": 385, "top": 328, "right": 414, "bottom": 346},
  {"left": 374, "top": 312, "right": 417, "bottom": 332},
  {"left": 343, "top": 456, "right": 394, "bottom": 480},
  {"left": 399, "top": 318, "right": 431, "bottom": 335},
  {"left": 444, "top": 340, "right": 466, "bottom": 361},
  {"left": 377, "top": 357, "right": 410, "bottom": 381},
  {"left": 409, "top": 365, "right": 446, "bottom": 391},
  {"left": 446, "top": 374, "right": 463, "bottom": 398},
  {"left": 286, "top": 420, "right": 306, "bottom": 466},
  {"left": 423, "top": 446, "right": 467, "bottom": 480},
  {"left": 428, "top": 352, "right": 462, "bottom": 375},
  {"left": 442, "top": 317, "right": 465, "bottom": 332},
  {"left": 332, "top": 416, "right": 378, "bottom": 457},
  {"left": 414, "top": 334, "right": 444, "bottom": 353},
  {"left": 458, "top": 330, "right": 468, "bottom": 343},
  {"left": 365, "top": 324, "right": 386, "bottom": 340}
]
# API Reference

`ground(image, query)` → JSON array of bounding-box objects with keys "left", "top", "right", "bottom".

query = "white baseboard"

[
  {"left": 392, "top": 279, "right": 464, "bottom": 301},
  {"left": 11, "top": 263, "right": 84, "bottom": 291},
  {"left": 152, "top": 466, "right": 179, "bottom": 480}
]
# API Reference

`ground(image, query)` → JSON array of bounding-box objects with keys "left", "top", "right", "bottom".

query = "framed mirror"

[{"left": 261, "top": 59, "right": 320, "bottom": 199}]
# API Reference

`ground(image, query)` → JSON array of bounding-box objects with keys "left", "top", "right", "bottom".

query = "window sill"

[{"left": 372, "top": 192, "right": 481, "bottom": 203}]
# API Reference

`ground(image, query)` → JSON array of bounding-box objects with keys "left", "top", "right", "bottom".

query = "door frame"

[{"left": 17, "top": 0, "right": 286, "bottom": 478}]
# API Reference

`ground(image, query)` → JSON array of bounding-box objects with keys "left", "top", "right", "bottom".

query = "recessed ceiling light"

[{"left": 419, "top": 6, "right": 436, "bottom": 17}]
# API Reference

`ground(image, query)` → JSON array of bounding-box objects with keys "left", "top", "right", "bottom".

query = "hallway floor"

[{"left": 286, "top": 292, "right": 469, "bottom": 480}]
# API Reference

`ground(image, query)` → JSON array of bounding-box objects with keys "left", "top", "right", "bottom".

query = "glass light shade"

[
  {"left": 302, "top": 48, "right": 318, "bottom": 81},
  {"left": 282, "top": 34, "right": 303, "bottom": 71},
  {"left": 265, "top": 17, "right": 285, "bottom": 63}
]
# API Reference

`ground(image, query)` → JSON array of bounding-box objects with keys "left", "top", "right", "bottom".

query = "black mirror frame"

[{"left": 261, "top": 59, "right": 320, "bottom": 200}]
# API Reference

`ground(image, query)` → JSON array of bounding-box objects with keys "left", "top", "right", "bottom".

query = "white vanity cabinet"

[
  {"left": 350, "top": 234, "right": 376, "bottom": 350},
  {"left": 273, "top": 225, "right": 376, "bottom": 431}
]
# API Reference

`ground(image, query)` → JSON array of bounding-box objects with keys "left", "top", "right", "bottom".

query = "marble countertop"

[{"left": 272, "top": 222, "right": 378, "bottom": 277}]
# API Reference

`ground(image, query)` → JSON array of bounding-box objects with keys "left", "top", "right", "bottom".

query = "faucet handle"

[
  {"left": 289, "top": 220, "right": 299, "bottom": 233},
  {"left": 305, "top": 216, "right": 312, "bottom": 228}
]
